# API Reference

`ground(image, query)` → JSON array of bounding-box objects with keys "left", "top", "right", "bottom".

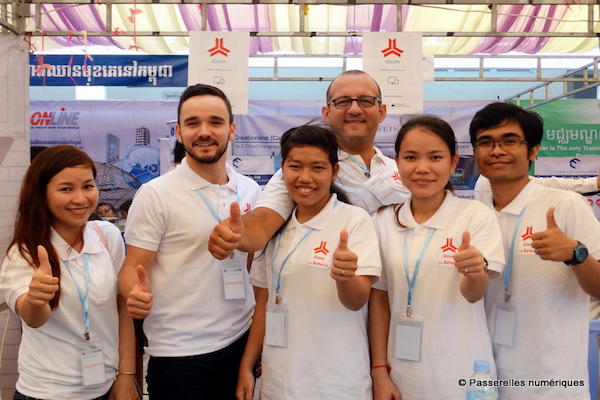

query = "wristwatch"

[{"left": 564, "top": 241, "right": 589, "bottom": 266}]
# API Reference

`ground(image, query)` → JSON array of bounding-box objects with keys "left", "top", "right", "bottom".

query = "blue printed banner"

[{"left": 29, "top": 55, "right": 188, "bottom": 87}]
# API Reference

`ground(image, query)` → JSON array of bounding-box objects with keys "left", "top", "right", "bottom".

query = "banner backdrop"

[
  {"left": 29, "top": 55, "right": 188, "bottom": 87},
  {"left": 29, "top": 99, "right": 599, "bottom": 219}
]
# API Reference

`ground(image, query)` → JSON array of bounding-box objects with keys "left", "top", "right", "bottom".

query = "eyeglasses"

[
  {"left": 475, "top": 138, "right": 528, "bottom": 150},
  {"left": 327, "top": 96, "right": 381, "bottom": 110}
]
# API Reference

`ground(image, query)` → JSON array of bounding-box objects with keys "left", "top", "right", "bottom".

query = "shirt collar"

[
  {"left": 51, "top": 224, "right": 104, "bottom": 261},
  {"left": 337, "top": 147, "right": 388, "bottom": 164},
  {"left": 495, "top": 178, "right": 536, "bottom": 216},
  {"left": 397, "top": 190, "right": 458, "bottom": 230},
  {"left": 179, "top": 158, "right": 238, "bottom": 193},
  {"left": 286, "top": 194, "right": 339, "bottom": 232}
]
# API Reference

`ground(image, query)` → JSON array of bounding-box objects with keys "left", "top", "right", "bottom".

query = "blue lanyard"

[
  {"left": 271, "top": 227, "right": 314, "bottom": 304},
  {"left": 348, "top": 154, "right": 371, "bottom": 177},
  {"left": 63, "top": 254, "right": 91, "bottom": 340},
  {"left": 402, "top": 228, "right": 436, "bottom": 317},
  {"left": 195, "top": 185, "right": 239, "bottom": 223},
  {"left": 504, "top": 209, "right": 525, "bottom": 302}
]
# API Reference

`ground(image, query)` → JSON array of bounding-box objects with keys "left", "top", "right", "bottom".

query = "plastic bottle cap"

[{"left": 473, "top": 360, "right": 490, "bottom": 373}]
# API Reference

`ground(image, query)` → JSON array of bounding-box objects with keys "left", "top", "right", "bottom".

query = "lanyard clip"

[
  {"left": 84, "top": 332, "right": 90, "bottom": 341},
  {"left": 275, "top": 292, "right": 281, "bottom": 305},
  {"left": 406, "top": 303, "right": 412, "bottom": 317},
  {"left": 504, "top": 290, "right": 511, "bottom": 303}
]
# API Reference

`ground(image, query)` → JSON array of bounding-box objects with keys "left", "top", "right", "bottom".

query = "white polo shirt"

[
  {"left": 372, "top": 192, "right": 505, "bottom": 400},
  {"left": 251, "top": 195, "right": 382, "bottom": 400},
  {"left": 256, "top": 147, "right": 409, "bottom": 217},
  {"left": 125, "top": 158, "right": 261, "bottom": 357},
  {"left": 481, "top": 180, "right": 600, "bottom": 400},
  {"left": 1, "top": 222, "right": 125, "bottom": 399}
]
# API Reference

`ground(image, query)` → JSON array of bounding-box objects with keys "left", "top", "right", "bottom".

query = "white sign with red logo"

[
  {"left": 362, "top": 32, "right": 424, "bottom": 115},
  {"left": 188, "top": 32, "right": 249, "bottom": 114}
]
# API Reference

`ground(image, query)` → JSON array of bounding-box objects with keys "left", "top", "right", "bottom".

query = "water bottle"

[{"left": 466, "top": 360, "right": 499, "bottom": 400}]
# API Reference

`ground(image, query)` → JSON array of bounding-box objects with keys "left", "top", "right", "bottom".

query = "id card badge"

[
  {"left": 364, "top": 173, "right": 405, "bottom": 206},
  {"left": 494, "top": 303, "right": 517, "bottom": 347},
  {"left": 394, "top": 315, "right": 423, "bottom": 362},
  {"left": 221, "top": 250, "right": 247, "bottom": 300},
  {"left": 265, "top": 302, "right": 288, "bottom": 348},
  {"left": 80, "top": 339, "right": 106, "bottom": 386}
]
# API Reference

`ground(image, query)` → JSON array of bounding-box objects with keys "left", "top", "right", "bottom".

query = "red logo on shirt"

[
  {"left": 208, "top": 38, "right": 231, "bottom": 57},
  {"left": 440, "top": 238, "right": 458, "bottom": 253},
  {"left": 243, "top": 203, "right": 252, "bottom": 214},
  {"left": 381, "top": 38, "right": 403, "bottom": 58},
  {"left": 521, "top": 226, "right": 534, "bottom": 241},
  {"left": 392, "top": 171, "right": 402, "bottom": 181},
  {"left": 313, "top": 241, "right": 330, "bottom": 255}
]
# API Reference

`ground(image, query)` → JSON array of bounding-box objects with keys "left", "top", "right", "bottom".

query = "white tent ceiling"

[{"left": 1, "top": 1, "right": 598, "bottom": 56}]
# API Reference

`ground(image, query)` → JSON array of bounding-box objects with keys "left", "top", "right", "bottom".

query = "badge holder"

[
  {"left": 493, "top": 303, "right": 517, "bottom": 347},
  {"left": 265, "top": 302, "right": 288, "bottom": 348},
  {"left": 221, "top": 250, "right": 247, "bottom": 300},
  {"left": 394, "top": 314, "right": 424, "bottom": 362},
  {"left": 80, "top": 339, "right": 106, "bottom": 386},
  {"left": 363, "top": 173, "right": 406, "bottom": 206}
]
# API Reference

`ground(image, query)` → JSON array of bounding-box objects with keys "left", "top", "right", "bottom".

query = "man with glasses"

[
  {"left": 470, "top": 102, "right": 600, "bottom": 399},
  {"left": 209, "top": 70, "right": 409, "bottom": 258}
]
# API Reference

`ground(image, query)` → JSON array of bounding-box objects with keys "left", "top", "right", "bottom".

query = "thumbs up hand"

[
  {"left": 126, "top": 265, "right": 153, "bottom": 319},
  {"left": 531, "top": 207, "right": 578, "bottom": 262},
  {"left": 453, "top": 231, "right": 486, "bottom": 277},
  {"left": 209, "top": 202, "right": 244, "bottom": 260},
  {"left": 27, "top": 245, "right": 60, "bottom": 308},
  {"left": 331, "top": 229, "right": 358, "bottom": 281}
]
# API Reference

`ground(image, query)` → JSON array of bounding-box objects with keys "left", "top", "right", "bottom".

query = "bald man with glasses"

[{"left": 209, "top": 70, "right": 409, "bottom": 258}]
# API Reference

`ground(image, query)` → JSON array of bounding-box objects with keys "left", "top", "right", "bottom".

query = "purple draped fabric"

[
  {"left": 344, "top": 5, "right": 407, "bottom": 54},
  {"left": 38, "top": 4, "right": 123, "bottom": 48},
  {"left": 33, "top": 3, "right": 571, "bottom": 55},
  {"left": 178, "top": 4, "right": 274, "bottom": 54},
  {"left": 471, "top": 5, "right": 567, "bottom": 54}
]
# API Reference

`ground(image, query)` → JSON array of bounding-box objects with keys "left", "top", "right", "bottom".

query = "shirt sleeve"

[
  {"left": 255, "top": 169, "right": 295, "bottom": 220},
  {"left": 532, "top": 176, "right": 598, "bottom": 194},
  {"left": 0, "top": 247, "right": 35, "bottom": 313},
  {"left": 100, "top": 221, "right": 126, "bottom": 274},
  {"left": 249, "top": 248, "right": 268, "bottom": 289},
  {"left": 344, "top": 206, "right": 382, "bottom": 281},
  {"left": 124, "top": 184, "right": 166, "bottom": 252}
]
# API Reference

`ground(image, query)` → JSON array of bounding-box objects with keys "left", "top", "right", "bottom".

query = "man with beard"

[{"left": 119, "top": 84, "right": 261, "bottom": 399}]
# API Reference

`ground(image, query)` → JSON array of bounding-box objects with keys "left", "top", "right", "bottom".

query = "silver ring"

[
  {"left": 464, "top": 267, "right": 469, "bottom": 273},
  {"left": 341, "top": 269, "right": 345, "bottom": 276},
  {"left": 535, "top": 249, "right": 540, "bottom": 255}
]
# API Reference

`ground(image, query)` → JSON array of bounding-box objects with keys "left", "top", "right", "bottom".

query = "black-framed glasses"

[
  {"left": 327, "top": 95, "right": 381, "bottom": 110},
  {"left": 475, "top": 138, "right": 528, "bottom": 150}
]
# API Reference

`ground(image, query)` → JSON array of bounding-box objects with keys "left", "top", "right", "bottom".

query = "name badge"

[
  {"left": 363, "top": 173, "right": 406, "bottom": 206},
  {"left": 221, "top": 250, "right": 247, "bottom": 300},
  {"left": 394, "top": 315, "right": 423, "bottom": 362},
  {"left": 80, "top": 339, "right": 106, "bottom": 386},
  {"left": 494, "top": 304, "right": 517, "bottom": 347},
  {"left": 265, "top": 303, "right": 288, "bottom": 348}
]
